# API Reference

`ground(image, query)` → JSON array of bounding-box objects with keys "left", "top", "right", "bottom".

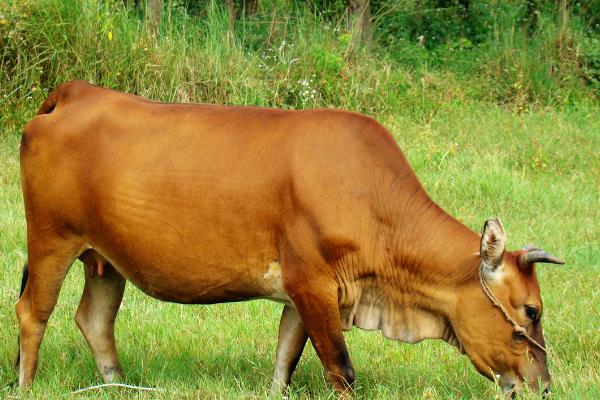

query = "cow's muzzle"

[{"left": 502, "top": 380, "right": 552, "bottom": 399}]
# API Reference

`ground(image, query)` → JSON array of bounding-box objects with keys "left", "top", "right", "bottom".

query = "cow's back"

[{"left": 20, "top": 80, "right": 421, "bottom": 304}]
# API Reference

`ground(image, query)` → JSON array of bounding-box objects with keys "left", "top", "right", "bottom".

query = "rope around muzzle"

[{"left": 478, "top": 263, "right": 547, "bottom": 354}]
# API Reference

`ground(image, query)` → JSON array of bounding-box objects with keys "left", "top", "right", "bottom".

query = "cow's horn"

[
  {"left": 522, "top": 244, "right": 542, "bottom": 252},
  {"left": 520, "top": 250, "right": 565, "bottom": 267}
]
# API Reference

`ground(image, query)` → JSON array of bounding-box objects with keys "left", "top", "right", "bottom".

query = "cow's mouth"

[
  {"left": 501, "top": 383, "right": 517, "bottom": 399},
  {"left": 501, "top": 381, "right": 551, "bottom": 399}
]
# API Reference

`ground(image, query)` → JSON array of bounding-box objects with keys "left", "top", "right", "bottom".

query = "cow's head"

[{"left": 452, "top": 219, "right": 563, "bottom": 397}]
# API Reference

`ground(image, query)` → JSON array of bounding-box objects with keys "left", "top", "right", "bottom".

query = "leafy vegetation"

[{"left": 0, "top": 0, "right": 598, "bottom": 399}]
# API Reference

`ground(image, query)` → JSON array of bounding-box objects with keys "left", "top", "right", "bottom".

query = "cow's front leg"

[
  {"left": 291, "top": 287, "right": 354, "bottom": 396},
  {"left": 281, "top": 259, "right": 355, "bottom": 397},
  {"left": 271, "top": 305, "right": 308, "bottom": 394}
]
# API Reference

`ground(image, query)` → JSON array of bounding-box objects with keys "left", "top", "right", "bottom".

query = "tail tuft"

[
  {"left": 16, "top": 262, "right": 28, "bottom": 368},
  {"left": 19, "top": 262, "right": 29, "bottom": 297}
]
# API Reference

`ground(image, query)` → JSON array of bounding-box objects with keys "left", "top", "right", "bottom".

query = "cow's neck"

[
  {"left": 340, "top": 184, "right": 480, "bottom": 346},
  {"left": 390, "top": 193, "right": 482, "bottom": 299}
]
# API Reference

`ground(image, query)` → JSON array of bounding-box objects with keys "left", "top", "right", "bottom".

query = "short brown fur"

[{"left": 17, "top": 80, "right": 559, "bottom": 396}]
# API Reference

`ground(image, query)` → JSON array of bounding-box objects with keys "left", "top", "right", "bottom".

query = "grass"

[
  {"left": 1, "top": 106, "right": 598, "bottom": 399},
  {"left": 1, "top": 0, "right": 599, "bottom": 399}
]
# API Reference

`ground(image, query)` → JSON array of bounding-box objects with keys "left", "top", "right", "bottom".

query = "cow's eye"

[
  {"left": 524, "top": 305, "right": 538, "bottom": 320},
  {"left": 512, "top": 331, "right": 526, "bottom": 342}
]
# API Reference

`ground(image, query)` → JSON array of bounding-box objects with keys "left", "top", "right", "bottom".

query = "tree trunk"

[
  {"left": 559, "top": 0, "right": 569, "bottom": 35},
  {"left": 243, "top": 0, "right": 258, "bottom": 16},
  {"left": 458, "top": 0, "right": 471, "bottom": 36},
  {"left": 557, "top": 0, "right": 570, "bottom": 60},
  {"left": 348, "top": 0, "right": 372, "bottom": 51},
  {"left": 524, "top": 0, "right": 539, "bottom": 37},
  {"left": 145, "top": 0, "right": 162, "bottom": 34},
  {"left": 226, "top": 0, "right": 235, "bottom": 43},
  {"left": 416, "top": 0, "right": 423, "bottom": 39}
]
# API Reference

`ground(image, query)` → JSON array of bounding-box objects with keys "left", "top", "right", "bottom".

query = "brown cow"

[{"left": 17, "top": 80, "right": 563, "bottom": 396}]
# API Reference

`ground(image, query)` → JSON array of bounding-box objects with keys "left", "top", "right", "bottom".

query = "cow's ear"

[{"left": 480, "top": 218, "right": 506, "bottom": 272}]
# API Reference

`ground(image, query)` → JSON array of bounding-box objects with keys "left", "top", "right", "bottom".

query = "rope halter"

[{"left": 478, "top": 263, "right": 547, "bottom": 354}]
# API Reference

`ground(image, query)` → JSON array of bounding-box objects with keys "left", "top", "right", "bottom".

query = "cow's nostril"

[
  {"left": 507, "top": 384, "right": 517, "bottom": 399},
  {"left": 542, "top": 386, "right": 551, "bottom": 398}
]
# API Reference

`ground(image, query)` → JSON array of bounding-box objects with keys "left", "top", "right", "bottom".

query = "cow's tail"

[
  {"left": 37, "top": 86, "right": 59, "bottom": 115},
  {"left": 36, "top": 79, "right": 86, "bottom": 116},
  {"left": 23, "top": 81, "right": 82, "bottom": 152},
  {"left": 18, "top": 261, "right": 29, "bottom": 297},
  {"left": 15, "top": 262, "right": 29, "bottom": 368}
]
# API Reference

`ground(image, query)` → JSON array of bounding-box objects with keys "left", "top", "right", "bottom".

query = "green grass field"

[
  {"left": 1, "top": 106, "right": 598, "bottom": 399},
  {"left": 1, "top": 1, "right": 599, "bottom": 399}
]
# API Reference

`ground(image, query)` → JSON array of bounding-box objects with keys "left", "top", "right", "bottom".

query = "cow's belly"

[
  {"left": 83, "top": 193, "right": 285, "bottom": 304},
  {"left": 77, "top": 142, "right": 290, "bottom": 304},
  {"left": 86, "top": 234, "right": 284, "bottom": 304}
]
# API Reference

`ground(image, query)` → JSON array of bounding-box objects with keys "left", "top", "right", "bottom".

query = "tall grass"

[
  {"left": 1, "top": 0, "right": 597, "bottom": 135},
  {"left": 0, "top": 0, "right": 406, "bottom": 123}
]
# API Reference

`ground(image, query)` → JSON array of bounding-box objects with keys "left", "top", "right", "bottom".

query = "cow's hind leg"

[
  {"left": 76, "top": 257, "right": 126, "bottom": 383},
  {"left": 16, "top": 235, "right": 82, "bottom": 388},
  {"left": 271, "top": 305, "right": 308, "bottom": 394}
]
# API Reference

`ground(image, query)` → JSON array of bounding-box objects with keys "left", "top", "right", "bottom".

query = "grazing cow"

[{"left": 17, "top": 80, "right": 563, "bottom": 396}]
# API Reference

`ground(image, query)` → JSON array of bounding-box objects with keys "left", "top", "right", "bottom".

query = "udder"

[{"left": 79, "top": 249, "right": 110, "bottom": 278}]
